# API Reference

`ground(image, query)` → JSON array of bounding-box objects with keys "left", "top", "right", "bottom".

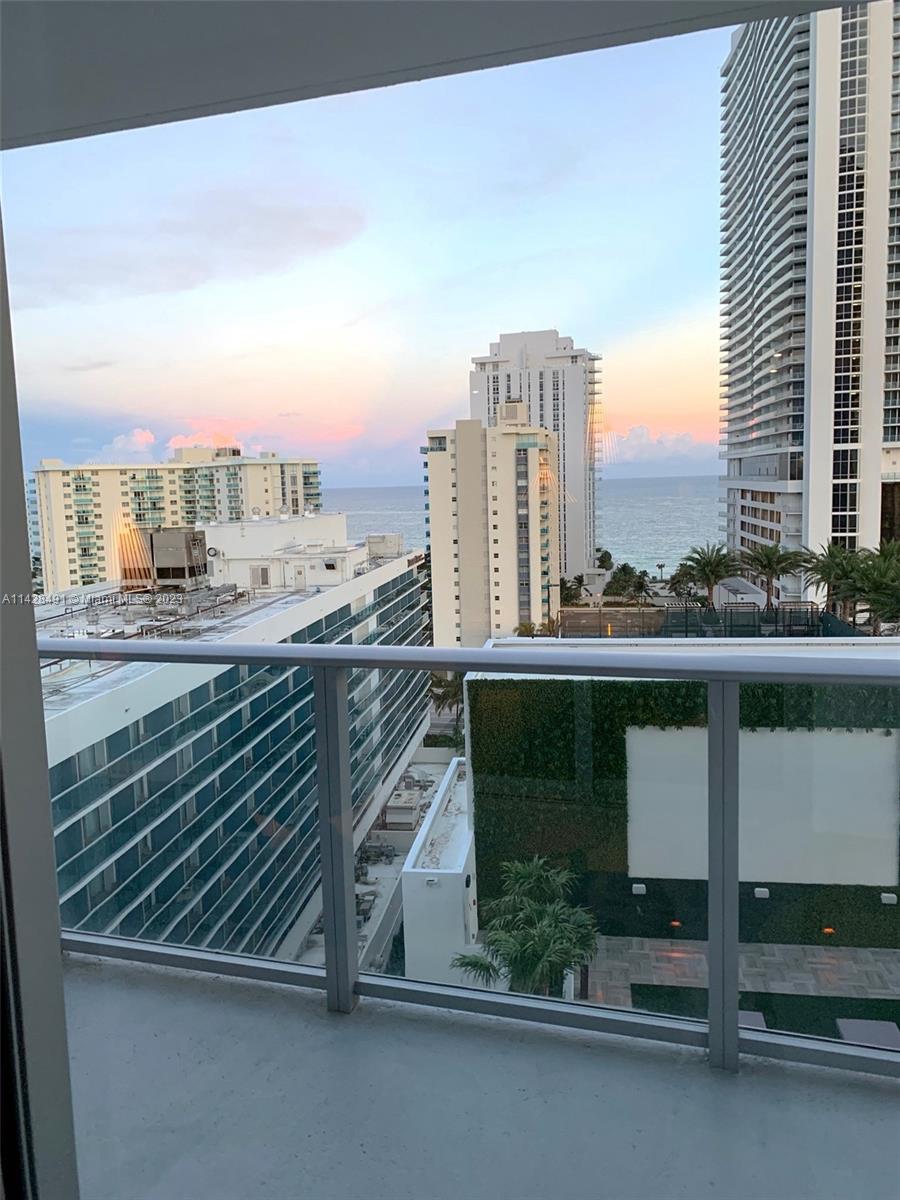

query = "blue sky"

[{"left": 3, "top": 25, "right": 731, "bottom": 484}]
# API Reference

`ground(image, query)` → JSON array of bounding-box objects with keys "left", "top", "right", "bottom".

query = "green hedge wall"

[{"left": 467, "top": 678, "right": 900, "bottom": 948}]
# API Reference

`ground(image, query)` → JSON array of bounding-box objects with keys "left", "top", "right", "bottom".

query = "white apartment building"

[
  {"left": 25, "top": 473, "right": 42, "bottom": 588},
  {"left": 34, "top": 446, "right": 321, "bottom": 593},
  {"left": 39, "top": 551, "right": 430, "bottom": 960},
  {"left": 721, "top": 2, "right": 899, "bottom": 600},
  {"left": 424, "top": 403, "right": 560, "bottom": 647},
  {"left": 470, "top": 329, "right": 602, "bottom": 579}
]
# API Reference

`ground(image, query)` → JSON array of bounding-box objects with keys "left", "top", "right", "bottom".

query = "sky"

[{"left": 2, "top": 25, "right": 731, "bottom": 486}]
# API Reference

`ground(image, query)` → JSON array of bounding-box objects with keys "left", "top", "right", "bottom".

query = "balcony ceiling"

[{"left": 1, "top": 0, "right": 842, "bottom": 150}]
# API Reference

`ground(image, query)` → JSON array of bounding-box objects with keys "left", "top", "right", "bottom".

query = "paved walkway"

[{"left": 587, "top": 935, "right": 900, "bottom": 1008}]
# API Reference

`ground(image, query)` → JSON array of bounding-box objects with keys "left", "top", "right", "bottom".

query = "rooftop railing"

[{"left": 36, "top": 635, "right": 900, "bottom": 1079}]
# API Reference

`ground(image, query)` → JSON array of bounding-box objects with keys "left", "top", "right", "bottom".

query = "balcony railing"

[{"left": 35, "top": 635, "right": 900, "bottom": 1079}]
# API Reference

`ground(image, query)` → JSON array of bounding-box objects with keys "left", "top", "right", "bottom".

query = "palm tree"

[
  {"left": 429, "top": 672, "right": 464, "bottom": 732},
  {"left": 851, "top": 543, "right": 900, "bottom": 635},
  {"left": 803, "top": 542, "right": 855, "bottom": 615},
  {"left": 679, "top": 543, "right": 739, "bottom": 609},
  {"left": 538, "top": 614, "right": 559, "bottom": 637},
  {"left": 595, "top": 547, "right": 613, "bottom": 570},
  {"left": 605, "top": 562, "right": 638, "bottom": 597},
  {"left": 667, "top": 562, "right": 697, "bottom": 600},
  {"left": 451, "top": 857, "right": 597, "bottom": 997},
  {"left": 559, "top": 575, "right": 585, "bottom": 606},
  {"left": 629, "top": 570, "right": 653, "bottom": 605},
  {"left": 514, "top": 620, "right": 536, "bottom": 638},
  {"left": 741, "top": 544, "right": 806, "bottom": 611}
]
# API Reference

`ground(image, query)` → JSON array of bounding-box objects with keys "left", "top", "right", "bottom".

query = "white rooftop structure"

[
  {"left": 38, "top": 549, "right": 424, "bottom": 725},
  {"left": 401, "top": 759, "right": 477, "bottom": 985},
  {"left": 199, "top": 514, "right": 404, "bottom": 593}
]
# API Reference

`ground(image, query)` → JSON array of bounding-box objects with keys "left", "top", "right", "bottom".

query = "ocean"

[{"left": 324, "top": 475, "right": 721, "bottom": 574}]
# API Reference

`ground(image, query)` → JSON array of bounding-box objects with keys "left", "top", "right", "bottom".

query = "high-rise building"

[
  {"left": 42, "top": 548, "right": 429, "bottom": 957},
  {"left": 25, "top": 473, "right": 43, "bottom": 590},
  {"left": 424, "top": 403, "right": 560, "bottom": 647},
  {"left": 469, "top": 330, "right": 602, "bottom": 578},
  {"left": 34, "top": 446, "right": 322, "bottom": 593},
  {"left": 721, "top": 2, "right": 900, "bottom": 601}
]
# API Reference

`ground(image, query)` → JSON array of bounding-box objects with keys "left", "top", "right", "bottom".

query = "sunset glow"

[{"left": 3, "top": 26, "right": 730, "bottom": 483}]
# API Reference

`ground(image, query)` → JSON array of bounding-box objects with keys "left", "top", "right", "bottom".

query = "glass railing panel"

[
  {"left": 362, "top": 671, "right": 710, "bottom": 1024},
  {"left": 736, "top": 682, "right": 899, "bottom": 1049},
  {"left": 45, "top": 656, "right": 329, "bottom": 965},
  {"left": 45, "top": 644, "right": 431, "bottom": 977}
]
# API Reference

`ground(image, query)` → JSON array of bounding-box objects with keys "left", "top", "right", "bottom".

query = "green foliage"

[
  {"left": 629, "top": 570, "right": 653, "bottom": 604},
  {"left": 559, "top": 575, "right": 585, "bottom": 606},
  {"left": 667, "top": 562, "right": 697, "bottom": 600},
  {"left": 804, "top": 540, "right": 900, "bottom": 630},
  {"left": 852, "top": 545, "right": 900, "bottom": 632},
  {"left": 451, "top": 856, "right": 598, "bottom": 996},
  {"left": 803, "top": 542, "right": 856, "bottom": 615},
  {"left": 741, "top": 544, "right": 806, "bottom": 609},
  {"left": 678, "top": 542, "right": 739, "bottom": 607},
  {"left": 604, "top": 562, "right": 638, "bottom": 597},
  {"left": 430, "top": 672, "right": 463, "bottom": 734},
  {"left": 604, "top": 566, "right": 654, "bottom": 604},
  {"left": 595, "top": 547, "right": 613, "bottom": 570},
  {"left": 423, "top": 732, "right": 465, "bottom": 749},
  {"left": 469, "top": 677, "right": 899, "bottom": 923}
]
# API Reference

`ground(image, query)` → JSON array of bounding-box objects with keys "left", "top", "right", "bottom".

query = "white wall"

[
  {"left": 401, "top": 760, "right": 478, "bottom": 985},
  {"left": 627, "top": 726, "right": 900, "bottom": 886},
  {"left": 402, "top": 834, "right": 477, "bottom": 986}
]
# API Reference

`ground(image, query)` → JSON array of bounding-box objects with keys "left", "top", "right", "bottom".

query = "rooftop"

[
  {"left": 64, "top": 954, "right": 900, "bottom": 1200},
  {"left": 35, "top": 447, "right": 319, "bottom": 470},
  {"left": 38, "top": 549, "right": 418, "bottom": 718},
  {"left": 407, "top": 759, "right": 470, "bottom": 873}
]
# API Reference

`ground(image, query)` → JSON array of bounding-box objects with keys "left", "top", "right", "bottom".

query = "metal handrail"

[
  {"left": 38, "top": 632, "right": 900, "bottom": 1078},
  {"left": 34, "top": 635, "right": 900, "bottom": 686}
]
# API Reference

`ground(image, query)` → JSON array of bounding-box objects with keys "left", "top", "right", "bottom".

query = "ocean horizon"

[{"left": 324, "top": 475, "right": 721, "bottom": 574}]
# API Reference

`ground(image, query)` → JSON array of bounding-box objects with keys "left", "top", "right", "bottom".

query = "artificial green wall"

[{"left": 467, "top": 677, "right": 899, "bottom": 948}]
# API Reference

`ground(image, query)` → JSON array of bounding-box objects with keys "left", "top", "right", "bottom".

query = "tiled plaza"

[{"left": 587, "top": 935, "right": 900, "bottom": 1009}]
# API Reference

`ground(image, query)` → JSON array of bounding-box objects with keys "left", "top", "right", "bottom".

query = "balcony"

[
  {"left": 36, "top": 633, "right": 898, "bottom": 1077},
  {"left": 63, "top": 951, "right": 898, "bottom": 1200}
]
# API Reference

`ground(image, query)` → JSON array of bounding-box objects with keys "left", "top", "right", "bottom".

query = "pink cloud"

[
  {"left": 96, "top": 427, "right": 157, "bottom": 462},
  {"left": 168, "top": 427, "right": 243, "bottom": 451},
  {"left": 165, "top": 413, "right": 368, "bottom": 459}
]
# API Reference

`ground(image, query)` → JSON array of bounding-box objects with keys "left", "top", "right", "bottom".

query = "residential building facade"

[
  {"left": 424, "top": 404, "right": 560, "bottom": 647},
  {"left": 721, "top": 2, "right": 898, "bottom": 600},
  {"left": 34, "top": 446, "right": 322, "bottom": 593},
  {"left": 42, "top": 552, "right": 429, "bottom": 959},
  {"left": 469, "top": 329, "right": 602, "bottom": 578},
  {"left": 25, "top": 472, "right": 43, "bottom": 591}
]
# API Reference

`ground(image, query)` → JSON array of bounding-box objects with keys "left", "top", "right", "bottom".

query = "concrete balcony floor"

[{"left": 65, "top": 956, "right": 898, "bottom": 1200}]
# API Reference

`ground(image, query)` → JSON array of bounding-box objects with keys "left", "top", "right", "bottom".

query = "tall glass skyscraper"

[{"left": 720, "top": 2, "right": 898, "bottom": 600}]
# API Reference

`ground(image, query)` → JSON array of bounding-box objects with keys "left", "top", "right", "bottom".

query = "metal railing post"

[
  {"left": 707, "top": 679, "right": 740, "bottom": 1071},
  {"left": 312, "top": 665, "right": 358, "bottom": 1012}
]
